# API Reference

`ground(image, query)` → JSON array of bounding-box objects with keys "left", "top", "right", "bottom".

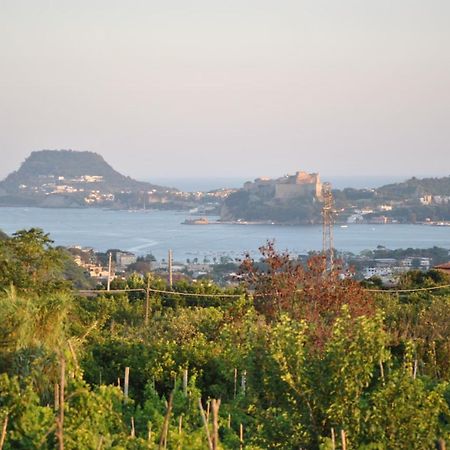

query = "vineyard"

[{"left": 1, "top": 230, "right": 450, "bottom": 449}]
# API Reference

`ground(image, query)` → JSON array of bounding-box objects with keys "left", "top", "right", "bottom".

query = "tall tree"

[{"left": 0, "top": 228, "right": 67, "bottom": 294}]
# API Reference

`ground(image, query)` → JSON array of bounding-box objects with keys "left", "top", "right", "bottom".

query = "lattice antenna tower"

[{"left": 322, "top": 183, "right": 334, "bottom": 271}]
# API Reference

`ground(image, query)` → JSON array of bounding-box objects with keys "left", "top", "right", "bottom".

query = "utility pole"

[
  {"left": 56, "top": 356, "right": 65, "bottom": 450},
  {"left": 168, "top": 249, "right": 173, "bottom": 288},
  {"left": 145, "top": 275, "right": 150, "bottom": 326},
  {"left": 322, "top": 183, "right": 334, "bottom": 271},
  {"left": 107, "top": 252, "right": 112, "bottom": 291}
]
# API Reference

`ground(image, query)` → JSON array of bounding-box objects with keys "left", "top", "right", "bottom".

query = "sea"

[{"left": 1, "top": 207, "right": 449, "bottom": 262}]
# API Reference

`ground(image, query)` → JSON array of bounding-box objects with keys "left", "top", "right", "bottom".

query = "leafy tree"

[
  {"left": 364, "top": 365, "right": 447, "bottom": 449},
  {"left": 0, "top": 374, "right": 54, "bottom": 449},
  {"left": 0, "top": 288, "right": 73, "bottom": 398},
  {"left": 247, "top": 309, "right": 448, "bottom": 449},
  {"left": 0, "top": 228, "right": 67, "bottom": 293},
  {"left": 240, "top": 241, "right": 374, "bottom": 345}
]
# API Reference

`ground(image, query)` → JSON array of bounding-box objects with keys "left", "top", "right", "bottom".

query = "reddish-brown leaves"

[{"left": 240, "top": 241, "right": 374, "bottom": 346}]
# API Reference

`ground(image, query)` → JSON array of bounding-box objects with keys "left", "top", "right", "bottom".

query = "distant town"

[
  {"left": 1, "top": 150, "right": 450, "bottom": 225},
  {"left": 65, "top": 242, "right": 450, "bottom": 290}
]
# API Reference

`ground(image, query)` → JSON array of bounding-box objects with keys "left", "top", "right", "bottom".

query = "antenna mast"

[{"left": 322, "top": 183, "right": 334, "bottom": 271}]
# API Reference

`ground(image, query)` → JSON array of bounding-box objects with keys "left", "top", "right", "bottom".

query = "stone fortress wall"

[{"left": 243, "top": 171, "right": 323, "bottom": 201}]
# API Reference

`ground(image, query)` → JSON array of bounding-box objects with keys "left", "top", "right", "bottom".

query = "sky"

[{"left": 1, "top": 0, "right": 449, "bottom": 183}]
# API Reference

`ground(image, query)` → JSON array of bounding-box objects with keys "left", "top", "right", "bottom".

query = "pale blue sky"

[{"left": 1, "top": 0, "right": 449, "bottom": 181}]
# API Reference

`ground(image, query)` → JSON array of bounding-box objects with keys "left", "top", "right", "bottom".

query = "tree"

[
  {"left": 0, "top": 228, "right": 67, "bottom": 294},
  {"left": 240, "top": 241, "right": 374, "bottom": 346},
  {"left": 0, "top": 288, "right": 73, "bottom": 396}
]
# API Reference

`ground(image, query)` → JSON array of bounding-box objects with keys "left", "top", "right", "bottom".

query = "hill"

[
  {"left": 1, "top": 150, "right": 166, "bottom": 193},
  {"left": 0, "top": 150, "right": 174, "bottom": 207},
  {"left": 221, "top": 171, "right": 324, "bottom": 224},
  {"left": 376, "top": 175, "right": 450, "bottom": 200},
  {"left": 222, "top": 173, "right": 450, "bottom": 224}
]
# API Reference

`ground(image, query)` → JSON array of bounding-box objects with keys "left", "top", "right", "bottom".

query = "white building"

[{"left": 115, "top": 251, "right": 137, "bottom": 270}]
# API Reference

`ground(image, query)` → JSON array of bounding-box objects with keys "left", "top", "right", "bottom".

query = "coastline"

[{"left": 1, "top": 204, "right": 449, "bottom": 227}]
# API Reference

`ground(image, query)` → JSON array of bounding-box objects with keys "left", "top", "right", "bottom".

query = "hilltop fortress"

[
  {"left": 243, "top": 171, "right": 323, "bottom": 201},
  {"left": 221, "top": 170, "right": 325, "bottom": 223}
]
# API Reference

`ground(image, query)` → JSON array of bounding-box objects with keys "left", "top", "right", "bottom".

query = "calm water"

[{"left": 0, "top": 207, "right": 449, "bottom": 261}]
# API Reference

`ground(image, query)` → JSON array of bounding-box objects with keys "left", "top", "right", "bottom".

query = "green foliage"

[
  {"left": 63, "top": 380, "right": 131, "bottom": 450},
  {"left": 61, "top": 249, "right": 96, "bottom": 289},
  {"left": 377, "top": 176, "right": 450, "bottom": 199},
  {"left": 0, "top": 289, "right": 72, "bottom": 396},
  {"left": 249, "top": 309, "right": 448, "bottom": 449},
  {"left": 223, "top": 189, "right": 322, "bottom": 223},
  {"left": 2, "top": 228, "right": 450, "bottom": 448},
  {"left": 0, "top": 228, "right": 68, "bottom": 293},
  {"left": 398, "top": 269, "right": 450, "bottom": 289},
  {"left": 364, "top": 367, "right": 447, "bottom": 449},
  {"left": 0, "top": 374, "right": 54, "bottom": 449},
  {"left": 249, "top": 309, "right": 387, "bottom": 448}
]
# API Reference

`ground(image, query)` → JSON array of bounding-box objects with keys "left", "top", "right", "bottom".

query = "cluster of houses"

[
  {"left": 83, "top": 191, "right": 115, "bottom": 204},
  {"left": 346, "top": 207, "right": 397, "bottom": 224},
  {"left": 68, "top": 246, "right": 239, "bottom": 285},
  {"left": 69, "top": 247, "right": 138, "bottom": 283},
  {"left": 419, "top": 195, "right": 450, "bottom": 205},
  {"left": 67, "top": 244, "right": 450, "bottom": 288},
  {"left": 19, "top": 174, "right": 119, "bottom": 205},
  {"left": 360, "top": 257, "right": 432, "bottom": 285}
]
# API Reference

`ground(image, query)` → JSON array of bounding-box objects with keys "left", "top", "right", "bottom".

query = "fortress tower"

[{"left": 274, "top": 171, "right": 323, "bottom": 201}]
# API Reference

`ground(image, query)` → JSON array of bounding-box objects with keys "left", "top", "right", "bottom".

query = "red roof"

[{"left": 434, "top": 262, "right": 450, "bottom": 272}]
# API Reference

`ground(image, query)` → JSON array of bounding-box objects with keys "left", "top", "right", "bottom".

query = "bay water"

[{"left": 0, "top": 207, "right": 449, "bottom": 262}]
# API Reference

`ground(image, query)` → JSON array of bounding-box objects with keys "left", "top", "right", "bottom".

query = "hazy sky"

[{"left": 1, "top": 0, "right": 449, "bottom": 182}]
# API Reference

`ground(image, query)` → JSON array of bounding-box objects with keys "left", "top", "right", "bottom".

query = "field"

[{"left": 1, "top": 230, "right": 450, "bottom": 449}]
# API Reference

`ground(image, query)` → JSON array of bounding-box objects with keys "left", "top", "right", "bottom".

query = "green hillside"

[
  {"left": 376, "top": 175, "right": 450, "bottom": 199},
  {"left": 0, "top": 149, "right": 168, "bottom": 193}
]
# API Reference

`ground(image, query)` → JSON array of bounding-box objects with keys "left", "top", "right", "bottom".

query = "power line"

[
  {"left": 77, "top": 287, "right": 244, "bottom": 298},
  {"left": 365, "top": 284, "right": 450, "bottom": 294},
  {"left": 146, "top": 287, "right": 244, "bottom": 298},
  {"left": 76, "top": 283, "right": 450, "bottom": 298}
]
